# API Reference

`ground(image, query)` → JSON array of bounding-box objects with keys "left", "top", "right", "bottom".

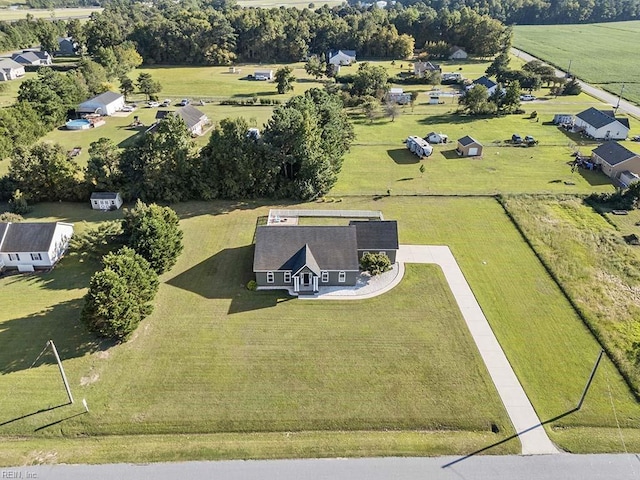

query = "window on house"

[
  {"left": 111, "top": 201, "right": 115, "bottom": 205},
  {"left": 321, "top": 271, "right": 329, "bottom": 282},
  {"left": 283, "top": 271, "right": 291, "bottom": 283},
  {"left": 338, "top": 271, "right": 346, "bottom": 283},
  {"left": 266, "top": 271, "right": 274, "bottom": 283},
  {"left": 8, "top": 253, "right": 20, "bottom": 261},
  {"left": 30, "top": 253, "right": 42, "bottom": 261}
]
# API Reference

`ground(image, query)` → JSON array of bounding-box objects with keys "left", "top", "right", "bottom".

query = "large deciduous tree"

[
  {"left": 81, "top": 247, "right": 159, "bottom": 341},
  {"left": 137, "top": 72, "right": 162, "bottom": 100},
  {"left": 351, "top": 62, "right": 389, "bottom": 99},
  {"left": 275, "top": 66, "right": 296, "bottom": 94},
  {"left": 9, "top": 143, "right": 81, "bottom": 202},
  {"left": 85, "top": 138, "right": 122, "bottom": 192},
  {"left": 263, "top": 88, "right": 354, "bottom": 199},
  {"left": 122, "top": 200, "right": 184, "bottom": 274}
]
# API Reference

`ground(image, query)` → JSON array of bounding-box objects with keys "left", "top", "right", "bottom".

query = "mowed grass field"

[
  {"left": 0, "top": 7, "right": 101, "bottom": 21},
  {"left": 514, "top": 21, "right": 640, "bottom": 105},
  {"left": 1, "top": 197, "right": 639, "bottom": 466}
]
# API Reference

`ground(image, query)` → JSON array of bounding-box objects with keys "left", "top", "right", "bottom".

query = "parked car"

[
  {"left": 524, "top": 135, "right": 537, "bottom": 145},
  {"left": 161, "top": 99, "right": 171, "bottom": 107},
  {"left": 512, "top": 134, "right": 522, "bottom": 144},
  {"left": 520, "top": 94, "right": 536, "bottom": 101},
  {"left": 121, "top": 105, "right": 135, "bottom": 112},
  {"left": 178, "top": 98, "right": 190, "bottom": 106},
  {"left": 147, "top": 101, "right": 160, "bottom": 108}
]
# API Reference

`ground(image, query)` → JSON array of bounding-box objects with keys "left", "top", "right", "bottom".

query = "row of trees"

[
  {"left": 76, "top": 2, "right": 509, "bottom": 65},
  {"left": 81, "top": 201, "right": 184, "bottom": 341},
  {"left": 1, "top": 88, "right": 354, "bottom": 205}
]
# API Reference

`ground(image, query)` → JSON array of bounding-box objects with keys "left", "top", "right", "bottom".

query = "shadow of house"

[
  {"left": 441, "top": 149, "right": 462, "bottom": 159},
  {"left": 166, "top": 245, "right": 293, "bottom": 314},
  {"left": 577, "top": 168, "right": 612, "bottom": 186},
  {"left": 387, "top": 148, "right": 419, "bottom": 165},
  {"left": 417, "top": 114, "right": 478, "bottom": 126},
  {"left": 0, "top": 299, "right": 105, "bottom": 374}
]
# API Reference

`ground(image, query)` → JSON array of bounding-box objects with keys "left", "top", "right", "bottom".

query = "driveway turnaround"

[{"left": 397, "top": 245, "right": 559, "bottom": 455}]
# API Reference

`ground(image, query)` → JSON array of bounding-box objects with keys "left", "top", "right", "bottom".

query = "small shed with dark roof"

[
  {"left": 0, "top": 222, "right": 74, "bottom": 272},
  {"left": 574, "top": 107, "right": 630, "bottom": 140},
  {"left": 349, "top": 220, "right": 399, "bottom": 263},
  {"left": 591, "top": 142, "right": 640, "bottom": 180},
  {"left": 456, "top": 136, "right": 483, "bottom": 157}
]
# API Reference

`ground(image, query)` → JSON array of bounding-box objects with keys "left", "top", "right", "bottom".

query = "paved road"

[
  {"left": 4, "top": 454, "right": 640, "bottom": 480},
  {"left": 511, "top": 47, "right": 640, "bottom": 120},
  {"left": 398, "top": 245, "right": 558, "bottom": 455}
]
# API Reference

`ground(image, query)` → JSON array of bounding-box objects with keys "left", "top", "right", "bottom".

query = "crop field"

[{"left": 513, "top": 21, "right": 640, "bottom": 105}]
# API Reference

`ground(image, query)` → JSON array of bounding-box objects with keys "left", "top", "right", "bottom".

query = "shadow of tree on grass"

[
  {"left": 166, "top": 245, "right": 293, "bottom": 314},
  {"left": 0, "top": 299, "right": 106, "bottom": 374}
]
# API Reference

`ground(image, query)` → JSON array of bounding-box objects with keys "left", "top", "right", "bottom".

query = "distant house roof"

[
  {"left": 473, "top": 76, "right": 497, "bottom": 89},
  {"left": 576, "top": 107, "right": 628, "bottom": 129},
  {"left": 84, "top": 91, "right": 123, "bottom": 105},
  {"left": 253, "top": 225, "right": 359, "bottom": 272},
  {"left": 450, "top": 46, "right": 466, "bottom": 54},
  {"left": 458, "top": 135, "right": 480, "bottom": 146},
  {"left": 592, "top": 142, "right": 639, "bottom": 166},
  {"left": 11, "top": 50, "right": 50, "bottom": 64},
  {"left": 0, "top": 222, "right": 58, "bottom": 253},
  {"left": 389, "top": 88, "right": 404, "bottom": 94},
  {"left": 329, "top": 49, "right": 356, "bottom": 59},
  {"left": 349, "top": 220, "right": 399, "bottom": 251},
  {"left": 90, "top": 192, "right": 119, "bottom": 200},
  {"left": 0, "top": 58, "right": 23, "bottom": 70}
]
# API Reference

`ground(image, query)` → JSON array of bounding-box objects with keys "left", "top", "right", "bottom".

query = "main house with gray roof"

[
  {"left": 253, "top": 220, "right": 398, "bottom": 294},
  {"left": 0, "top": 222, "right": 74, "bottom": 272},
  {"left": 574, "top": 107, "right": 630, "bottom": 140}
]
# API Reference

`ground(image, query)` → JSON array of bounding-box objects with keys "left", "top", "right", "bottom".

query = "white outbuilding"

[
  {"left": 77, "top": 91, "right": 125, "bottom": 116},
  {"left": 90, "top": 192, "right": 123, "bottom": 210}
]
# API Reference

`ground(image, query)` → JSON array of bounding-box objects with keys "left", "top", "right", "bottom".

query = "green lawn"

[
  {"left": 0, "top": 6, "right": 101, "bottom": 21},
  {"left": 514, "top": 21, "right": 640, "bottom": 105},
  {"left": 333, "top": 91, "right": 625, "bottom": 196},
  {"left": 1, "top": 197, "right": 639, "bottom": 465}
]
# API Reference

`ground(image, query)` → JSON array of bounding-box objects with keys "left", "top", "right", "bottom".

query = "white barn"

[
  {"left": 328, "top": 50, "right": 356, "bottom": 66},
  {"left": 0, "top": 222, "right": 74, "bottom": 272},
  {"left": 90, "top": 192, "right": 123, "bottom": 210},
  {"left": 78, "top": 91, "right": 125, "bottom": 116}
]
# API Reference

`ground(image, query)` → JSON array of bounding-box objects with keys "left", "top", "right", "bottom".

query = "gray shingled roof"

[
  {"left": 176, "top": 105, "right": 206, "bottom": 129},
  {"left": 0, "top": 223, "right": 7, "bottom": 246},
  {"left": 329, "top": 49, "right": 356, "bottom": 58},
  {"left": 83, "top": 91, "right": 123, "bottom": 105},
  {"left": 91, "top": 192, "right": 119, "bottom": 200},
  {"left": 0, "top": 58, "right": 24, "bottom": 70},
  {"left": 284, "top": 244, "right": 321, "bottom": 275},
  {"left": 349, "top": 220, "right": 399, "bottom": 251},
  {"left": 0, "top": 222, "right": 57, "bottom": 253},
  {"left": 253, "top": 226, "right": 359, "bottom": 272},
  {"left": 458, "top": 135, "right": 480, "bottom": 146},
  {"left": 473, "top": 76, "right": 497, "bottom": 89},
  {"left": 592, "top": 142, "right": 639, "bottom": 166},
  {"left": 576, "top": 107, "right": 626, "bottom": 129}
]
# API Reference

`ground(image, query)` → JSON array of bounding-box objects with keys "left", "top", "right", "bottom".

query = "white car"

[
  {"left": 520, "top": 94, "right": 536, "bottom": 101},
  {"left": 147, "top": 101, "right": 160, "bottom": 108},
  {"left": 121, "top": 105, "right": 135, "bottom": 112}
]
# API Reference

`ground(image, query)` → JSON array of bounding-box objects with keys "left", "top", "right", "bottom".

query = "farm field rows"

[{"left": 513, "top": 21, "right": 640, "bottom": 105}]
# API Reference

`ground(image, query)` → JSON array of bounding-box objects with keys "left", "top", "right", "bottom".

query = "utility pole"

[
  {"left": 49, "top": 340, "right": 74, "bottom": 405},
  {"left": 566, "top": 59, "right": 572, "bottom": 78},
  {"left": 614, "top": 84, "right": 625, "bottom": 115}
]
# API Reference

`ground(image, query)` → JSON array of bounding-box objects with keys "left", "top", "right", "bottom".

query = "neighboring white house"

[
  {"left": 467, "top": 76, "right": 498, "bottom": 96},
  {"left": 386, "top": 88, "right": 412, "bottom": 105},
  {"left": 11, "top": 50, "right": 52, "bottom": 66},
  {"left": 413, "top": 61, "right": 440, "bottom": 78},
  {"left": 328, "top": 50, "right": 356, "bottom": 66},
  {"left": 0, "top": 222, "right": 73, "bottom": 272},
  {"left": 253, "top": 69, "right": 273, "bottom": 80},
  {"left": 574, "top": 107, "right": 630, "bottom": 140},
  {"left": 90, "top": 192, "right": 123, "bottom": 210},
  {"left": 0, "top": 58, "right": 25, "bottom": 81},
  {"left": 77, "top": 91, "right": 125, "bottom": 116},
  {"left": 449, "top": 47, "right": 468, "bottom": 60}
]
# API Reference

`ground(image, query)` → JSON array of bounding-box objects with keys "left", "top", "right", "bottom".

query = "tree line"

[
  {"left": 0, "top": 88, "right": 354, "bottom": 206},
  {"left": 77, "top": 2, "right": 509, "bottom": 65}
]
